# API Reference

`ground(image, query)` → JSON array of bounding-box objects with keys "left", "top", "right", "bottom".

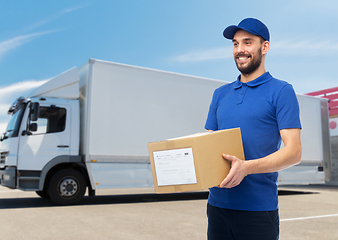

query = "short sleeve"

[
  {"left": 205, "top": 90, "right": 219, "bottom": 131},
  {"left": 276, "top": 84, "right": 302, "bottom": 130}
]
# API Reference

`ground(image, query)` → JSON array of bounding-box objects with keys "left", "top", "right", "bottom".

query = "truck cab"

[{"left": 0, "top": 68, "right": 86, "bottom": 204}]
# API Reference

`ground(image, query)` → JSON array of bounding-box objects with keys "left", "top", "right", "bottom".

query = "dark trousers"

[{"left": 207, "top": 203, "right": 279, "bottom": 240}]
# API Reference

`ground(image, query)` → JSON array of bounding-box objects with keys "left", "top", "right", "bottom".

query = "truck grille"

[{"left": 0, "top": 152, "right": 9, "bottom": 164}]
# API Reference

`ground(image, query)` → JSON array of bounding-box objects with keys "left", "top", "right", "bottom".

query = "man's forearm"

[
  {"left": 245, "top": 141, "right": 302, "bottom": 175},
  {"left": 220, "top": 128, "right": 301, "bottom": 188}
]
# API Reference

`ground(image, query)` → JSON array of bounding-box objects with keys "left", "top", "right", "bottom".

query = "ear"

[{"left": 262, "top": 41, "right": 270, "bottom": 55}]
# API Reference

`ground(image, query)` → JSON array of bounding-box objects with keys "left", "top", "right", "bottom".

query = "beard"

[{"left": 234, "top": 48, "right": 263, "bottom": 75}]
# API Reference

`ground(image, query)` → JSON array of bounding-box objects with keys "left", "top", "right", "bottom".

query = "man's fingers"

[
  {"left": 222, "top": 154, "right": 239, "bottom": 163},
  {"left": 220, "top": 154, "right": 245, "bottom": 188},
  {"left": 220, "top": 175, "right": 240, "bottom": 188},
  {"left": 220, "top": 176, "right": 230, "bottom": 188},
  {"left": 220, "top": 170, "right": 235, "bottom": 188}
]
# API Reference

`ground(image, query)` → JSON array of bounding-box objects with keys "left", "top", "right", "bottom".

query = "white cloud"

[
  {"left": 269, "top": 38, "right": 338, "bottom": 56},
  {"left": 0, "top": 80, "right": 47, "bottom": 133},
  {"left": 0, "top": 4, "right": 91, "bottom": 61},
  {"left": 171, "top": 37, "right": 338, "bottom": 63},
  {"left": 0, "top": 104, "right": 9, "bottom": 113},
  {"left": 25, "top": 4, "right": 91, "bottom": 32},
  {"left": 0, "top": 80, "right": 48, "bottom": 100},
  {"left": 172, "top": 47, "right": 232, "bottom": 62},
  {"left": 0, "top": 30, "right": 57, "bottom": 60},
  {"left": 0, "top": 123, "right": 8, "bottom": 134}
]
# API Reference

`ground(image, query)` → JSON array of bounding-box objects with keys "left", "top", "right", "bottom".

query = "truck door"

[{"left": 17, "top": 103, "right": 71, "bottom": 171}]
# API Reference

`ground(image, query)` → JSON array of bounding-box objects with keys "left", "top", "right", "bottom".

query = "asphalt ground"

[{"left": 0, "top": 184, "right": 337, "bottom": 240}]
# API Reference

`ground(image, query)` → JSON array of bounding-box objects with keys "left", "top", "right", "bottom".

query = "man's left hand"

[{"left": 219, "top": 154, "right": 248, "bottom": 188}]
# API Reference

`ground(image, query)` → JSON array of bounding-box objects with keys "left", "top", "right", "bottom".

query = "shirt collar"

[{"left": 234, "top": 72, "right": 273, "bottom": 89}]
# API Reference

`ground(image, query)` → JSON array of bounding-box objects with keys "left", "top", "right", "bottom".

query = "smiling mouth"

[{"left": 236, "top": 54, "right": 251, "bottom": 62}]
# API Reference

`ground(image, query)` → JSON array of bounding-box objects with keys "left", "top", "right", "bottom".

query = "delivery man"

[{"left": 205, "top": 18, "right": 302, "bottom": 240}]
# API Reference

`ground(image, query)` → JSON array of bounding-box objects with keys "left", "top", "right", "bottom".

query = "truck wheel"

[
  {"left": 48, "top": 168, "right": 86, "bottom": 205},
  {"left": 36, "top": 190, "right": 50, "bottom": 199}
]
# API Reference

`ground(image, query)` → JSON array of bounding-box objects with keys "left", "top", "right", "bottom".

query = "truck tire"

[
  {"left": 35, "top": 190, "right": 50, "bottom": 199},
  {"left": 48, "top": 168, "right": 86, "bottom": 205}
]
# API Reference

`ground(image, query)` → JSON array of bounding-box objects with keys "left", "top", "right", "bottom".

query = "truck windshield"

[{"left": 4, "top": 104, "right": 26, "bottom": 139}]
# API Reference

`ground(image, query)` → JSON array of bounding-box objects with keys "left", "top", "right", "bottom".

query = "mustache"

[{"left": 235, "top": 53, "right": 251, "bottom": 58}]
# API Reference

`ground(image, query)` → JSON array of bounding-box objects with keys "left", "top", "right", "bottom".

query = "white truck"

[
  {"left": 0, "top": 59, "right": 331, "bottom": 205},
  {"left": 278, "top": 94, "right": 331, "bottom": 185}
]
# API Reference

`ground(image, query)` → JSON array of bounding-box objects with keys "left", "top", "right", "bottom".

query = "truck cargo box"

[{"left": 78, "top": 59, "right": 226, "bottom": 188}]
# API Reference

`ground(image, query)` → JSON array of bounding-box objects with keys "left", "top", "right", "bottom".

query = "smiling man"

[
  {"left": 232, "top": 29, "right": 268, "bottom": 82},
  {"left": 205, "top": 18, "right": 302, "bottom": 240}
]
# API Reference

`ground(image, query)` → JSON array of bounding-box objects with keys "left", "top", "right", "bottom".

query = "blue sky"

[{"left": 0, "top": 0, "right": 338, "bottom": 132}]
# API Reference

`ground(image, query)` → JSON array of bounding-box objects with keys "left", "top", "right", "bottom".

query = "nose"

[{"left": 235, "top": 43, "right": 245, "bottom": 53}]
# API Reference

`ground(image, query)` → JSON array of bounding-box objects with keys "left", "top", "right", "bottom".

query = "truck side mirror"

[
  {"left": 30, "top": 102, "right": 40, "bottom": 121},
  {"left": 29, "top": 123, "right": 38, "bottom": 132}
]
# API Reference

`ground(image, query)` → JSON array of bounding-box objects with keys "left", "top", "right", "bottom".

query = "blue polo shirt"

[{"left": 205, "top": 72, "right": 301, "bottom": 211}]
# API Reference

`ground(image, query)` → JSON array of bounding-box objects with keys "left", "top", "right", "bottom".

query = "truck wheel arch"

[{"left": 38, "top": 155, "right": 87, "bottom": 191}]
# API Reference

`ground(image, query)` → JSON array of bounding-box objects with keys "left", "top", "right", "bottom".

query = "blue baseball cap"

[{"left": 223, "top": 18, "right": 270, "bottom": 42}]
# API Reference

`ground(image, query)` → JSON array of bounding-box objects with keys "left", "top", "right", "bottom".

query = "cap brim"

[
  {"left": 223, "top": 25, "right": 261, "bottom": 40},
  {"left": 223, "top": 25, "right": 240, "bottom": 39}
]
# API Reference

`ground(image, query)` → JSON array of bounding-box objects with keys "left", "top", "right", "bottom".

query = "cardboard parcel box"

[{"left": 148, "top": 128, "right": 244, "bottom": 193}]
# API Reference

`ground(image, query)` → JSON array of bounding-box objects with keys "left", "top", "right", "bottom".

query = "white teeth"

[{"left": 239, "top": 57, "right": 247, "bottom": 60}]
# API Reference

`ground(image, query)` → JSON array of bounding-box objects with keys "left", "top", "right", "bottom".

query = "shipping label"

[{"left": 153, "top": 148, "right": 197, "bottom": 186}]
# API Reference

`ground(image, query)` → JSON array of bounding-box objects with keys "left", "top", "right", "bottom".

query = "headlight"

[
  {"left": 0, "top": 151, "right": 9, "bottom": 164},
  {"left": 3, "top": 175, "right": 10, "bottom": 181}
]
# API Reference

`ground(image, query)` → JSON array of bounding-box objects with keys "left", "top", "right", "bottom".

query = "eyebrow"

[{"left": 232, "top": 37, "right": 254, "bottom": 43}]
